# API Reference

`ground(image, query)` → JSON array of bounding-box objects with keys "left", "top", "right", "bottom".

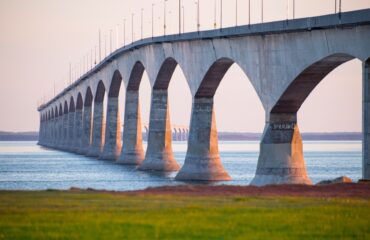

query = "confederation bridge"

[{"left": 38, "top": 10, "right": 370, "bottom": 185}]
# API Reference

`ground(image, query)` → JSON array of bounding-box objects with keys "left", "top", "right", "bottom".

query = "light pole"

[
  {"left": 261, "top": 0, "right": 264, "bottom": 23},
  {"left": 116, "top": 25, "right": 119, "bottom": 49},
  {"left": 182, "top": 6, "right": 185, "bottom": 33},
  {"left": 214, "top": 0, "right": 216, "bottom": 29},
  {"left": 104, "top": 34, "right": 107, "bottom": 58},
  {"left": 179, "top": 0, "right": 181, "bottom": 34},
  {"left": 195, "top": 0, "right": 200, "bottom": 33},
  {"left": 110, "top": 29, "right": 112, "bottom": 54},
  {"left": 99, "top": 29, "right": 101, "bottom": 61},
  {"left": 152, "top": 4, "right": 155, "bottom": 38},
  {"left": 293, "top": 0, "right": 295, "bottom": 19},
  {"left": 123, "top": 19, "right": 126, "bottom": 46},
  {"left": 164, "top": 0, "right": 167, "bottom": 36},
  {"left": 335, "top": 0, "right": 337, "bottom": 14},
  {"left": 248, "top": 0, "right": 251, "bottom": 25},
  {"left": 141, "top": 8, "right": 144, "bottom": 40},
  {"left": 220, "top": 0, "right": 223, "bottom": 29},
  {"left": 235, "top": 0, "right": 238, "bottom": 26},
  {"left": 132, "top": 13, "right": 134, "bottom": 43}
]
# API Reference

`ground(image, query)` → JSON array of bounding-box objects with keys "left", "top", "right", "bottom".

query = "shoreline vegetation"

[
  {"left": 0, "top": 131, "right": 362, "bottom": 141},
  {"left": 0, "top": 183, "right": 369, "bottom": 239}
]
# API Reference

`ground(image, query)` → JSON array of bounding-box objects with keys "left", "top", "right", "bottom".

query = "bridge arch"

[
  {"left": 271, "top": 53, "right": 355, "bottom": 114},
  {"left": 139, "top": 57, "right": 191, "bottom": 171},
  {"left": 87, "top": 80, "right": 106, "bottom": 157},
  {"left": 118, "top": 61, "right": 147, "bottom": 165},
  {"left": 69, "top": 96, "right": 75, "bottom": 113},
  {"left": 252, "top": 53, "right": 364, "bottom": 186},
  {"left": 84, "top": 87, "right": 93, "bottom": 107},
  {"left": 100, "top": 70, "right": 123, "bottom": 160},
  {"left": 176, "top": 58, "right": 263, "bottom": 181},
  {"left": 76, "top": 93, "right": 83, "bottom": 110}
]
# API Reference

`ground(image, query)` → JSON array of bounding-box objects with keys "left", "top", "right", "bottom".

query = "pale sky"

[{"left": 0, "top": 0, "right": 369, "bottom": 133}]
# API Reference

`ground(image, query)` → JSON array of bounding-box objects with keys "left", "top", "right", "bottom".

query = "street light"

[
  {"left": 164, "top": 0, "right": 167, "bottom": 36},
  {"left": 182, "top": 6, "right": 185, "bottom": 33},
  {"left": 152, "top": 4, "right": 155, "bottom": 38},
  {"left": 248, "top": 0, "right": 251, "bottom": 25},
  {"left": 179, "top": 0, "right": 181, "bottom": 34},
  {"left": 235, "top": 0, "right": 238, "bottom": 26},
  {"left": 98, "top": 29, "right": 101, "bottom": 61},
  {"left": 213, "top": 0, "right": 216, "bottom": 29},
  {"left": 220, "top": 0, "right": 223, "bottom": 29},
  {"left": 132, "top": 13, "right": 134, "bottom": 43},
  {"left": 261, "top": 0, "right": 264, "bottom": 23},
  {"left": 123, "top": 19, "right": 126, "bottom": 46},
  {"left": 195, "top": 0, "right": 200, "bottom": 33},
  {"left": 141, "top": 8, "right": 144, "bottom": 40}
]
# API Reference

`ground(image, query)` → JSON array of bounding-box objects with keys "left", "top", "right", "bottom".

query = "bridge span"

[{"left": 38, "top": 9, "right": 370, "bottom": 185}]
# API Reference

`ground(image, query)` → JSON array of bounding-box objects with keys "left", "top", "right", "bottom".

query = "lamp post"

[
  {"left": 178, "top": 0, "right": 181, "bottom": 34},
  {"left": 214, "top": 0, "right": 216, "bottom": 29},
  {"left": 261, "top": 0, "right": 264, "bottom": 23},
  {"left": 110, "top": 29, "right": 112, "bottom": 54},
  {"left": 141, "top": 8, "right": 144, "bottom": 40},
  {"left": 293, "top": 0, "right": 295, "bottom": 19},
  {"left": 132, "top": 13, "right": 134, "bottom": 43},
  {"left": 182, "top": 6, "right": 185, "bottom": 33},
  {"left": 235, "top": 0, "right": 238, "bottom": 26},
  {"left": 220, "top": 0, "right": 222, "bottom": 29},
  {"left": 195, "top": 0, "right": 200, "bottom": 33},
  {"left": 152, "top": 4, "right": 155, "bottom": 38},
  {"left": 98, "top": 29, "right": 101, "bottom": 61},
  {"left": 164, "top": 0, "right": 167, "bottom": 36},
  {"left": 248, "top": 0, "right": 251, "bottom": 25}
]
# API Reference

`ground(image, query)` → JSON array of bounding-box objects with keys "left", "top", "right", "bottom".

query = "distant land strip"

[{"left": 0, "top": 131, "right": 362, "bottom": 141}]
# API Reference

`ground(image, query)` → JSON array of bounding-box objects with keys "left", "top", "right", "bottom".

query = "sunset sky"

[{"left": 0, "top": 0, "right": 369, "bottom": 133}]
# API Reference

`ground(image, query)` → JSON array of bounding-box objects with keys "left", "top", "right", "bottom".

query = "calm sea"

[{"left": 0, "top": 141, "right": 362, "bottom": 191}]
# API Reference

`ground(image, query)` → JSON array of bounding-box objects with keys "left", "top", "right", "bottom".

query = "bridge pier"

[
  {"left": 176, "top": 97, "right": 230, "bottom": 181},
  {"left": 71, "top": 108, "right": 83, "bottom": 153},
  {"left": 100, "top": 97, "right": 122, "bottom": 160},
  {"left": 57, "top": 115, "right": 64, "bottom": 149},
  {"left": 363, "top": 59, "right": 370, "bottom": 180},
  {"left": 61, "top": 112, "right": 69, "bottom": 150},
  {"left": 139, "top": 89, "right": 179, "bottom": 171},
  {"left": 251, "top": 113, "right": 312, "bottom": 186},
  {"left": 87, "top": 101, "right": 105, "bottom": 157},
  {"left": 118, "top": 91, "right": 144, "bottom": 165},
  {"left": 66, "top": 110, "right": 75, "bottom": 152},
  {"left": 80, "top": 106, "right": 92, "bottom": 154}
]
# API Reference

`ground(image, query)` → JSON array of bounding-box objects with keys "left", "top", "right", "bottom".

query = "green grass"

[{"left": 0, "top": 190, "right": 369, "bottom": 239}]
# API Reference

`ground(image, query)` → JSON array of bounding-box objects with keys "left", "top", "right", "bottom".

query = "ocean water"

[{"left": 0, "top": 141, "right": 362, "bottom": 191}]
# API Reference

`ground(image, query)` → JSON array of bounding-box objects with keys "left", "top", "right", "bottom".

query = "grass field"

[{"left": 0, "top": 190, "right": 369, "bottom": 239}]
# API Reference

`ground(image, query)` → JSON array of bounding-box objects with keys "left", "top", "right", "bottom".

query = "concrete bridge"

[{"left": 38, "top": 9, "right": 370, "bottom": 185}]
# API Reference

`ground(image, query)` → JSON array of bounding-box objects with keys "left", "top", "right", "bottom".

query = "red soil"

[{"left": 124, "top": 182, "right": 370, "bottom": 198}]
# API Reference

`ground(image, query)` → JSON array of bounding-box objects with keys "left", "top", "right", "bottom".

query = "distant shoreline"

[{"left": 0, "top": 131, "right": 362, "bottom": 141}]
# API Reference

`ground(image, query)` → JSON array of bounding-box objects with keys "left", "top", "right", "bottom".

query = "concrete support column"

[
  {"left": 49, "top": 119, "right": 55, "bottom": 147},
  {"left": 251, "top": 113, "right": 312, "bottom": 186},
  {"left": 139, "top": 89, "right": 179, "bottom": 171},
  {"left": 118, "top": 90, "right": 144, "bottom": 165},
  {"left": 87, "top": 102, "right": 105, "bottom": 157},
  {"left": 363, "top": 59, "right": 370, "bottom": 180},
  {"left": 57, "top": 116, "right": 63, "bottom": 148},
  {"left": 72, "top": 109, "right": 83, "bottom": 153},
  {"left": 61, "top": 113, "right": 69, "bottom": 150},
  {"left": 100, "top": 97, "right": 122, "bottom": 160},
  {"left": 81, "top": 106, "right": 92, "bottom": 154},
  {"left": 52, "top": 118, "right": 57, "bottom": 147},
  {"left": 38, "top": 120, "right": 44, "bottom": 145},
  {"left": 67, "top": 111, "right": 75, "bottom": 151},
  {"left": 176, "top": 97, "right": 230, "bottom": 180}
]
